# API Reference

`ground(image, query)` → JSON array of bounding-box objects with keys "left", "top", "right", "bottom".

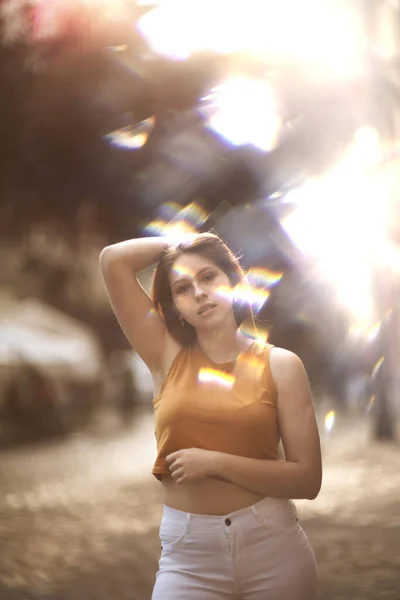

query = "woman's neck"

[{"left": 195, "top": 328, "right": 250, "bottom": 363}]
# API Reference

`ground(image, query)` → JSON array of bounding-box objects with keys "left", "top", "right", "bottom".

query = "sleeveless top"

[{"left": 152, "top": 339, "right": 279, "bottom": 480}]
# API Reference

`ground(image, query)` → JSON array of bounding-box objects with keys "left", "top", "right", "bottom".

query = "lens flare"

[
  {"left": 241, "top": 326, "right": 270, "bottom": 343},
  {"left": 143, "top": 202, "right": 207, "bottom": 237},
  {"left": 174, "top": 202, "right": 208, "bottom": 229},
  {"left": 201, "top": 77, "right": 280, "bottom": 151},
  {"left": 238, "top": 352, "right": 266, "bottom": 381},
  {"left": 170, "top": 264, "right": 193, "bottom": 279},
  {"left": 368, "top": 395, "right": 376, "bottom": 411},
  {"left": 106, "top": 44, "right": 148, "bottom": 79},
  {"left": 144, "top": 220, "right": 198, "bottom": 237},
  {"left": 371, "top": 356, "right": 384, "bottom": 379},
  {"left": 198, "top": 367, "right": 235, "bottom": 389},
  {"left": 366, "top": 322, "right": 381, "bottom": 342},
  {"left": 138, "top": 0, "right": 365, "bottom": 77},
  {"left": 233, "top": 283, "right": 270, "bottom": 314},
  {"left": 281, "top": 126, "right": 386, "bottom": 332},
  {"left": 212, "top": 280, "right": 273, "bottom": 315},
  {"left": 324, "top": 411, "right": 335, "bottom": 432},
  {"left": 247, "top": 268, "right": 283, "bottom": 289},
  {"left": 105, "top": 116, "right": 156, "bottom": 150}
]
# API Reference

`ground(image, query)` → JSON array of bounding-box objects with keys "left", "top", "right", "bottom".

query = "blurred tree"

[
  {"left": 0, "top": 0, "right": 382, "bottom": 243},
  {"left": 0, "top": 1, "right": 223, "bottom": 241}
]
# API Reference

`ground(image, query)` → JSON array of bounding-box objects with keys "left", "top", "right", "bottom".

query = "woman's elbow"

[
  {"left": 99, "top": 245, "right": 120, "bottom": 271},
  {"left": 99, "top": 246, "right": 109, "bottom": 263},
  {"left": 306, "top": 488, "right": 320, "bottom": 501},
  {"left": 305, "top": 474, "right": 322, "bottom": 500},
  {"left": 99, "top": 245, "right": 114, "bottom": 263}
]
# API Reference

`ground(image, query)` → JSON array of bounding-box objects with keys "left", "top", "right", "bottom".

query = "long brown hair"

[{"left": 151, "top": 232, "right": 257, "bottom": 346}]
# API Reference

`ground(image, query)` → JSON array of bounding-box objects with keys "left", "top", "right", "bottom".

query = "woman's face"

[{"left": 169, "top": 253, "right": 235, "bottom": 330}]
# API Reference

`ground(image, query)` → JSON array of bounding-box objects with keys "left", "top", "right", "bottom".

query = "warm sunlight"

[
  {"left": 281, "top": 127, "right": 388, "bottom": 332},
  {"left": 138, "top": 0, "right": 366, "bottom": 77}
]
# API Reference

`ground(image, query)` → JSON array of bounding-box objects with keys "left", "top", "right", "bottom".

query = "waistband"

[{"left": 162, "top": 496, "right": 297, "bottom": 530}]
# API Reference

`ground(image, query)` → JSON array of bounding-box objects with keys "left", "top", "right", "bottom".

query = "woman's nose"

[{"left": 194, "top": 284, "right": 207, "bottom": 299}]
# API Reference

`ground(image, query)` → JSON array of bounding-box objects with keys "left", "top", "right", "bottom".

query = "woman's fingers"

[
  {"left": 168, "top": 460, "right": 179, "bottom": 473},
  {"left": 172, "top": 467, "right": 184, "bottom": 480}
]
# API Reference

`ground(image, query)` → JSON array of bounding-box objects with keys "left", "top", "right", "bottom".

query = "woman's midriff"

[{"left": 160, "top": 474, "right": 265, "bottom": 515}]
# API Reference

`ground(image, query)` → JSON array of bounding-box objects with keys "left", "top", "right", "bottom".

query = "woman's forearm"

[
  {"left": 99, "top": 237, "right": 170, "bottom": 273},
  {"left": 213, "top": 452, "right": 321, "bottom": 500}
]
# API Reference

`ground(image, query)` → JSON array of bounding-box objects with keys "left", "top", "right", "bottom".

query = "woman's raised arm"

[{"left": 99, "top": 237, "right": 174, "bottom": 372}]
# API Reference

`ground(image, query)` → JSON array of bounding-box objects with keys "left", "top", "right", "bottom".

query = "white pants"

[{"left": 152, "top": 496, "right": 318, "bottom": 600}]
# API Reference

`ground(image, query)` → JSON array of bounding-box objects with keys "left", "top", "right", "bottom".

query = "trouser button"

[{"left": 224, "top": 518, "right": 231, "bottom": 526}]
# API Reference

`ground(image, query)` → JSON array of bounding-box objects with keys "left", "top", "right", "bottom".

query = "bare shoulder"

[{"left": 269, "top": 347, "right": 308, "bottom": 385}]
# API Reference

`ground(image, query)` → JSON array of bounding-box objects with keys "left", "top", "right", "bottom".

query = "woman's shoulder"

[
  {"left": 269, "top": 346, "right": 303, "bottom": 364},
  {"left": 247, "top": 337, "right": 305, "bottom": 381},
  {"left": 268, "top": 346, "right": 308, "bottom": 385}
]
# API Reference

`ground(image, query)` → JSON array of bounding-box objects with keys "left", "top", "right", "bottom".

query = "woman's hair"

[{"left": 151, "top": 232, "right": 257, "bottom": 346}]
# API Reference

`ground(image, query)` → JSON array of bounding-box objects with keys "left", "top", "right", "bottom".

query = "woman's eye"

[
  {"left": 203, "top": 272, "right": 215, "bottom": 282},
  {"left": 177, "top": 285, "right": 189, "bottom": 294}
]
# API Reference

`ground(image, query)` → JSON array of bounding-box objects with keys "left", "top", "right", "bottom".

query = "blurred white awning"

[{"left": 0, "top": 299, "right": 103, "bottom": 383}]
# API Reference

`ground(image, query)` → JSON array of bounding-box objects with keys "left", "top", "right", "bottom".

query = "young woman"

[{"left": 99, "top": 232, "right": 322, "bottom": 600}]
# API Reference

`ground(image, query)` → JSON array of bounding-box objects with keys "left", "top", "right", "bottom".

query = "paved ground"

[{"left": 0, "top": 407, "right": 399, "bottom": 600}]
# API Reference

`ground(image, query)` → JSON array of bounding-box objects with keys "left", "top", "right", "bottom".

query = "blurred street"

[{"left": 0, "top": 407, "right": 399, "bottom": 600}]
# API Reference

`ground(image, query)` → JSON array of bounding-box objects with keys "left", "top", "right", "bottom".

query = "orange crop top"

[{"left": 152, "top": 339, "right": 279, "bottom": 480}]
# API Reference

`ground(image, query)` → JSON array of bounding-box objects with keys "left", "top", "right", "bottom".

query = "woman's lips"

[{"left": 198, "top": 303, "right": 216, "bottom": 315}]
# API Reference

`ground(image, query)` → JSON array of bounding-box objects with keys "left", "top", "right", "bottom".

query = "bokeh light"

[
  {"left": 238, "top": 352, "right": 266, "bottom": 381},
  {"left": 236, "top": 268, "right": 283, "bottom": 314},
  {"left": 233, "top": 283, "right": 270, "bottom": 315},
  {"left": 371, "top": 356, "right": 385, "bottom": 379},
  {"left": 281, "top": 126, "right": 389, "bottom": 333},
  {"left": 324, "top": 410, "right": 335, "bottom": 432},
  {"left": 138, "top": 0, "right": 366, "bottom": 77},
  {"left": 143, "top": 202, "right": 208, "bottom": 237},
  {"left": 200, "top": 77, "right": 280, "bottom": 151},
  {"left": 247, "top": 268, "right": 283, "bottom": 289},
  {"left": 366, "top": 322, "right": 381, "bottom": 343},
  {"left": 105, "top": 116, "right": 156, "bottom": 149}
]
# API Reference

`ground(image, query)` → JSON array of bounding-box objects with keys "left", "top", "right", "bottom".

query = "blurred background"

[{"left": 0, "top": 0, "right": 399, "bottom": 598}]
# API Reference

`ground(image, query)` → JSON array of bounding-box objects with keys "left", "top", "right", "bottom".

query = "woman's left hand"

[{"left": 165, "top": 448, "right": 219, "bottom": 483}]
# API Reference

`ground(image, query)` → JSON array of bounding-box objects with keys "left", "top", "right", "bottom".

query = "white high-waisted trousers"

[{"left": 152, "top": 496, "right": 317, "bottom": 600}]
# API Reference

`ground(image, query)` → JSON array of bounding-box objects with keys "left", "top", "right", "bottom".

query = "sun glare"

[
  {"left": 281, "top": 126, "right": 389, "bottom": 332},
  {"left": 138, "top": 0, "right": 366, "bottom": 77},
  {"left": 201, "top": 78, "right": 280, "bottom": 151}
]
